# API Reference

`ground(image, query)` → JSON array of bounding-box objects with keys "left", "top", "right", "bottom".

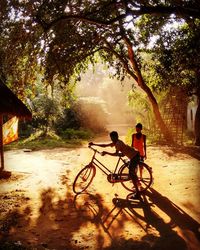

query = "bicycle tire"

[
  {"left": 119, "top": 163, "right": 134, "bottom": 192},
  {"left": 138, "top": 162, "right": 153, "bottom": 192},
  {"left": 119, "top": 162, "right": 153, "bottom": 192},
  {"left": 73, "top": 164, "right": 96, "bottom": 194}
]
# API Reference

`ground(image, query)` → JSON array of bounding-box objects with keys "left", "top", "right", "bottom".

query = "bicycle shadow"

[
  {"left": 115, "top": 188, "right": 200, "bottom": 249},
  {"left": 73, "top": 192, "right": 146, "bottom": 240},
  {"left": 144, "top": 188, "right": 200, "bottom": 244},
  {"left": 74, "top": 188, "right": 200, "bottom": 249}
]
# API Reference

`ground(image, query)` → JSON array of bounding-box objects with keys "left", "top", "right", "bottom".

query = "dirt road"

[{"left": 0, "top": 141, "right": 200, "bottom": 250}]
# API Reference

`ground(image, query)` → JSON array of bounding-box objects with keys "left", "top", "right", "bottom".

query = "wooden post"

[{"left": 0, "top": 115, "right": 4, "bottom": 171}]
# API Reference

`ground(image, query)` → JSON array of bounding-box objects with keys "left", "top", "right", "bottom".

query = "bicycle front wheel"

[{"left": 73, "top": 164, "right": 96, "bottom": 194}]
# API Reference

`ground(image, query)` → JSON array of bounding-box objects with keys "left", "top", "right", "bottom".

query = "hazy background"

[{"left": 76, "top": 65, "right": 136, "bottom": 135}]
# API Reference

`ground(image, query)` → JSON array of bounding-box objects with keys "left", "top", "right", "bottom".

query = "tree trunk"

[
  {"left": 137, "top": 72, "right": 174, "bottom": 143},
  {"left": 0, "top": 115, "right": 4, "bottom": 171},
  {"left": 194, "top": 97, "right": 200, "bottom": 146},
  {"left": 124, "top": 36, "right": 174, "bottom": 144}
]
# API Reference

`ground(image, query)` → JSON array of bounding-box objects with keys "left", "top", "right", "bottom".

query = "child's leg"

[
  {"left": 139, "top": 156, "right": 144, "bottom": 179},
  {"left": 129, "top": 153, "right": 140, "bottom": 195}
]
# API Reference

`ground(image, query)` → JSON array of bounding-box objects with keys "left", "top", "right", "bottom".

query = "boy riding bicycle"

[{"left": 89, "top": 131, "right": 141, "bottom": 199}]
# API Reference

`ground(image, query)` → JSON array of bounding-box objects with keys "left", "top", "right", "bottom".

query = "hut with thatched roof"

[{"left": 0, "top": 79, "right": 32, "bottom": 177}]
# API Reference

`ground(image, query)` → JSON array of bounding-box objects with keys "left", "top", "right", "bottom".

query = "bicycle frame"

[{"left": 88, "top": 146, "right": 127, "bottom": 177}]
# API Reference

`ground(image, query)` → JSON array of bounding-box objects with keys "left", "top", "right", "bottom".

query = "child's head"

[
  {"left": 136, "top": 123, "right": 142, "bottom": 132},
  {"left": 110, "top": 131, "right": 118, "bottom": 143}
]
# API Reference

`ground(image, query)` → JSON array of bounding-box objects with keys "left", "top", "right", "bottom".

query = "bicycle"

[{"left": 73, "top": 146, "right": 153, "bottom": 194}]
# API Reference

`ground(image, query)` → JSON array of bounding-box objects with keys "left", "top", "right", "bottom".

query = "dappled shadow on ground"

[
  {"left": 145, "top": 188, "right": 200, "bottom": 248},
  {"left": 161, "top": 145, "right": 200, "bottom": 161},
  {"left": 0, "top": 170, "right": 11, "bottom": 179},
  {"left": 179, "top": 146, "right": 200, "bottom": 161},
  {"left": 110, "top": 193, "right": 193, "bottom": 250},
  {"left": 1, "top": 188, "right": 94, "bottom": 249},
  {"left": 0, "top": 187, "right": 200, "bottom": 249}
]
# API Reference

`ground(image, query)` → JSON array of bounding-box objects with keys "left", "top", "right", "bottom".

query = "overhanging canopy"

[{"left": 0, "top": 79, "right": 32, "bottom": 119}]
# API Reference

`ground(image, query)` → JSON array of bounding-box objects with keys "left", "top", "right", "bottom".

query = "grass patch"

[
  {"left": 4, "top": 138, "right": 84, "bottom": 151},
  {"left": 4, "top": 129, "right": 94, "bottom": 151}
]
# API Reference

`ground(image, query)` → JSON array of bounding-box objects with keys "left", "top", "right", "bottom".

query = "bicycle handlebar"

[
  {"left": 88, "top": 145, "right": 127, "bottom": 160},
  {"left": 88, "top": 145, "right": 104, "bottom": 155}
]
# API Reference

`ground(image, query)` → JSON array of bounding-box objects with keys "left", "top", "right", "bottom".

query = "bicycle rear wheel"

[
  {"left": 137, "top": 162, "right": 153, "bottom": 192},
  {"left": 73, "top": 164, "right": 96, "bottom": 194},
  {"left": 119, "top": 164, "right": 134, "bottom": 192},
  {"left": 119, "top": 162, "right": 153, "bottom": 192}
]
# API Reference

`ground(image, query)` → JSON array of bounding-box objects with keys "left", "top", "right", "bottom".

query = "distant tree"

[{"left": 31, "top": 95, "right": 59, "bottom": 134}]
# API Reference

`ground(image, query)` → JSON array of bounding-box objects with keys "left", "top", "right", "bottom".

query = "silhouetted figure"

[{"left": 89, "top": 131, "right": 141, "bottom": 199}]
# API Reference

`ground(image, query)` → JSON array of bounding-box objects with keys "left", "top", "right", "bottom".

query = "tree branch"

[
  {"left": 127, "top": 5, "right": 200, "bottom": 19},
  {"left": 35, "top": 3, "right": 200, "bottom": 31},
  {"left": 102, "top": 39, "right": 138, "bottom": 82}
]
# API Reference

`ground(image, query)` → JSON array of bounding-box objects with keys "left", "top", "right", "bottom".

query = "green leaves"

[{"left": 1, "top": 0, "right": 199, "bottom": 93}]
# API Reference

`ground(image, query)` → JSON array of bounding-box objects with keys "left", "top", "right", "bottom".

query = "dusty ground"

[{"left": 0, "top": 138, "right": 200, "bottom": 250}]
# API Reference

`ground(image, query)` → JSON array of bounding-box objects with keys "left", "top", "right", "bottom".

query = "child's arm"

[
  {"left": 89, "top": 142, "right": 113, "bottom": 148},
  {"left": 102, "top": 150, "right": 121, "bottom": 157}
]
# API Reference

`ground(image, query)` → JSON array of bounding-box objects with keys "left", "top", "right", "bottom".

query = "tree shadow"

[
  {"left": 1, "top": 187, "right": 200, "bottom": 250},
  {"left": 112, "top": 187, "right": 200, "bottom": 249},
  {"left": 1, "top": 188, "right": 126, "bottom": 249},
  {"left": 178, "top": 145, "right": 200, "bottom": 161},
  {"left": 161, "top": 145, "right": 200, "bottom": 161},
  {"left": 111, "top": 197, "right": 187, "bottom": 250},
  {"left": 74, "top": 192, "right": 155, "bottom": 249},
  {"left": 0, "top": 170, "right": 11, "bottom": 179},
  {"left": 145, "top": 188, "right": 200, "bottom": 247},
  {"left": 73, "top": 191, "right": 192, "bottom": 250}
]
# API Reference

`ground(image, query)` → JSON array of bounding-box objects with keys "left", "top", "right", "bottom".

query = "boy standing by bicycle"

[
  {"left": 131, "top": 123, "right": 147, "bottom": 161},
  {"left": 89, "top": 131, "right": 141, "bottom": 199}
]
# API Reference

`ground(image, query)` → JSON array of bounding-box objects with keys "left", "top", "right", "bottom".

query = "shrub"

[{"left": 60, "top": 128, "right": 93, "bottom": 139}]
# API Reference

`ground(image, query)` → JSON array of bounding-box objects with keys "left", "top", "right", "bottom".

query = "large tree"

[
  {"left": 156, "top": 23, "right": 200, "bottom": 145},
  {"left": 1, "top": 0, "right": 200, "bottom": 143},
  {"left": 137, "top": 16, "right": 200, "bottom": 144}
]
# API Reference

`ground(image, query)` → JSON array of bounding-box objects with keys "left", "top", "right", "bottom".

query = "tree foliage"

[
  {"left": 1, "top": 0, "right": 199, "bottom": 90},
  {"left": 1, "top": 0, "right": 200, "bottom": 143},
  {"left": 136, "top": 14, "right": 200, "bottom": 144},
  {"left": 140, "top": 19, "right": 200, "bottom": 94}
]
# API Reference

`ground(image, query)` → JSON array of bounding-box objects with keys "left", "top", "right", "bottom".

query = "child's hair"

[
  {"left": 136, "top": 123, "right": 142, "bottom": 129},
  {"left": 110, "top": 131, "right": 118, "bottom": 139}
]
